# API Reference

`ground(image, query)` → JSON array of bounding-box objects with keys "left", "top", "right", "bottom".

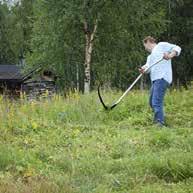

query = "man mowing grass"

[{"left": 139, "top": 36, "right": 181, "bottom": 127}]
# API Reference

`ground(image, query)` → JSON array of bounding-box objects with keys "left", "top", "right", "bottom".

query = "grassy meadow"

[{"left": 0, "top": 88, "right": 193, "bottom": 193}]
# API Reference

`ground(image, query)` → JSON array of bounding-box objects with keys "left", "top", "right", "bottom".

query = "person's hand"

[
  {"left": 138, "top": 65, "right": 147, "bottom": 74},
  {"left": 163, "top": 51, "right": 177, "bottom": 60},
  {"left": 138, "top": 67, "right": 145, "bottom": 74},
  {"left": 163, "top": 52, "right": 172, "bottom": 60}
]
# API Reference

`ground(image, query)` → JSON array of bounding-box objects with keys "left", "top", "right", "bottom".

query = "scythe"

[{"left": 98, "top": 58, "right": 163, "bottom": 110}]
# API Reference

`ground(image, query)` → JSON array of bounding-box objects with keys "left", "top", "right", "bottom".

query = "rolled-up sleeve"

[
  {"left": 172, "top": 45, "right": 181, "bottom": 56},
  {"left": 161, "top": 42, "right": 181, "bottom": 56},
  {"left": 143, "top": 55, "right": 151, "bottom": 73}
]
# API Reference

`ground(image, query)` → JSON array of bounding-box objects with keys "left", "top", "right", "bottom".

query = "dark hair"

[{"left": 143, "top": 36, "right": 157, "bottom": 44}]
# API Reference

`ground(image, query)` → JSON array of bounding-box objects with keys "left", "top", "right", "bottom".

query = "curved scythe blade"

[
  {"left": 97, "top": 58, "right": 163, "bottom": 111},
  {"left": 97, "top": 84, "right": 109, "bottom": 110}
]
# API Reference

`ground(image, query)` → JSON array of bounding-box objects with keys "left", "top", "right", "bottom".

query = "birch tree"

[{"left": 27, "top": 0, "right": 170, "bottom": 91}]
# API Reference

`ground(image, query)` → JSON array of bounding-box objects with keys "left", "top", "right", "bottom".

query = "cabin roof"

[{"left": 0, "top": 65, "right": 23, "bottom": 80}]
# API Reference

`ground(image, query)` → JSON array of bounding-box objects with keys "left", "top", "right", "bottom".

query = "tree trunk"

[
  {"left": 84, "top": 20, "right": 97, "bottom": 93},
  {"left": 177, "top": 78, "right": 180, "bottom": 90},
  {"left": 76, "top": 63, "right": 79, "bottom": 92}
]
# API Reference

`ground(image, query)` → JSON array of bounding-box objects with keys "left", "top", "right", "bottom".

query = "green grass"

[{"left": 0, "top": 88, "right": 193, "bottom": 193}]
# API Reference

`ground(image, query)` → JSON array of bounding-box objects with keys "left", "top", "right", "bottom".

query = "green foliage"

[
  {"left": 0, "top": 89, "right": 193, "bottom": 192},
  {"left": 26, "top": 0, "right": 168, "bottom": 91},
  {"left": 0, "top": 0, "right": 192, "bottom": 90},
  {"left": 0, "top": 3, "right": 18, "bottom": 64},
  {"left": 162, "top": 0, "right": 193, "bottom": 86},
  {"left": 0, "top": 145, "right": 14, "bottom": 170},
  {"left": 0, "top": 0, "right": 34, "bottom": 64}
]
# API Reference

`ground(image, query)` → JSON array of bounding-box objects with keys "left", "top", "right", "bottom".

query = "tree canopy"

[{"left": 0, "top": 0, "right": 192, "bottom": 91}]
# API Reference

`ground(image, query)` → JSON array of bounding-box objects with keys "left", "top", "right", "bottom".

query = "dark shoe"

[{"left": 154, "top": 122, "right": 167, "bottom": 128}]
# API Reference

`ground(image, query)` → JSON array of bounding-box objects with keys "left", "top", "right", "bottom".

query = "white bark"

[{"left": 84, "top": 19, "right": 97, "bottom": 93}]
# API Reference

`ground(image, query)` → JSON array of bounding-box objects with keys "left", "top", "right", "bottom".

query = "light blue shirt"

[{"left": 145, "top": 42, "right": 181, "bottom": 84}]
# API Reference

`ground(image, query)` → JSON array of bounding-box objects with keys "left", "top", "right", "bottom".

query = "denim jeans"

[{"left": 149, "top": 78, "right": 169, "bottom": 124}]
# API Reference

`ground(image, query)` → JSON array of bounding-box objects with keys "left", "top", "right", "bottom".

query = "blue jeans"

[{"left": 149, "top": 79, "right": 169, "bottom": 124}]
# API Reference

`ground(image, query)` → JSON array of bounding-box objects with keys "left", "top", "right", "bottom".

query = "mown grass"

[{"left": 0, "top": 88, "right": 193, "bottom": 193}]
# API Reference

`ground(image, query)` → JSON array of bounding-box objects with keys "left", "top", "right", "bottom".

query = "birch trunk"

[{"left": 84, "top": 20, "right": 97, "bottom": 93}]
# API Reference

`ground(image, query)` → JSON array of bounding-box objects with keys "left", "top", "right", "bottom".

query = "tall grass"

[{"left": 0, "top": 89, "right": 193, "bottom": 192}]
